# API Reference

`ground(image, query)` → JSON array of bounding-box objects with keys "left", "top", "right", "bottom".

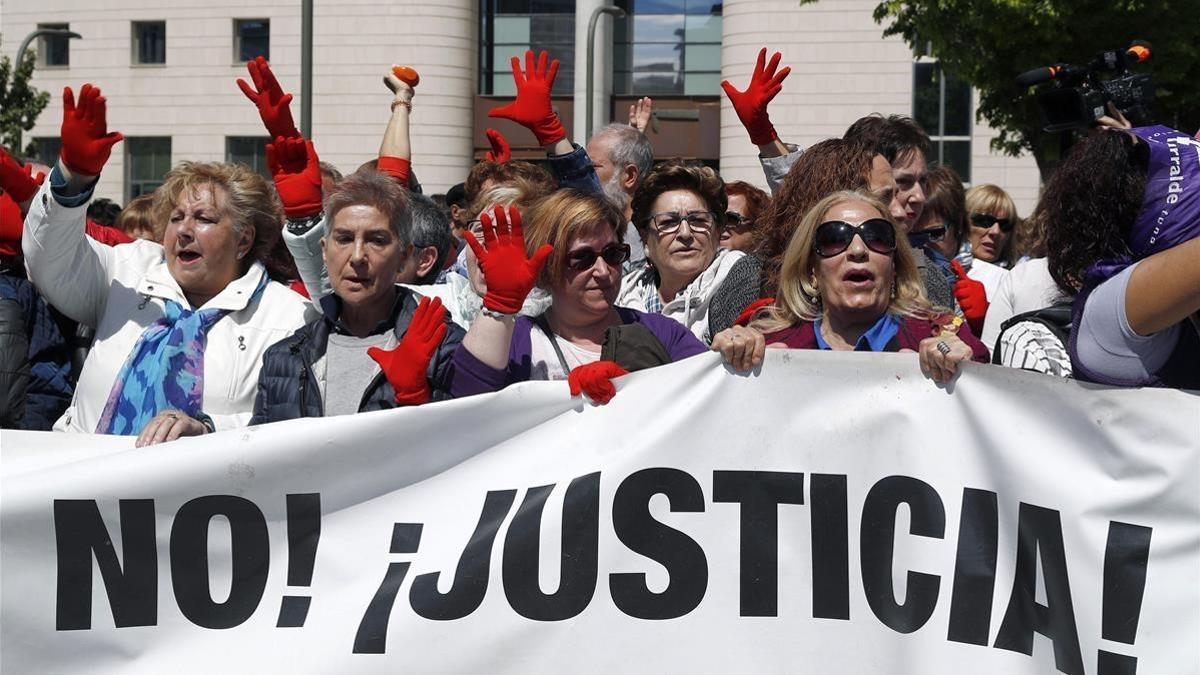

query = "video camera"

[{"left": 1016, "top": 42, "right": 1154, "bottom": 132}]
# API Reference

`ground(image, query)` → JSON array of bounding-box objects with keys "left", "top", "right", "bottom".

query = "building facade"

[{"left": 4, "top": 0, "right": 1040, "bottom": 211}]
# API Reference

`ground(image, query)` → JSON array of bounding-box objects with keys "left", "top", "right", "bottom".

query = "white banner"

[{"left": 2, "top": 352, "right": 1198, "bottom": 674}]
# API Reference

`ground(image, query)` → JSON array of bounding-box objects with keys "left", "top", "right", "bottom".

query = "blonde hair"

[
  {"left": 114, "top": 194, "right": 158, "bottom": 241},
  {"left": 152, "top": 161, "right": 286, "bottom": 277},
  {"left": 965, "top": 184, "right": 1019, "bottom": 265},
  {"left": 752, "top": 190, "right": 931, "bottom": 333},
  {"left": 523, "top": 189, "right": 625, "bottom": 289}
]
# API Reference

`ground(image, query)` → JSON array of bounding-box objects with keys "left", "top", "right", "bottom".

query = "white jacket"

[
  {"left": 22, "top": 182, "right": 316, "bottom": 433},
  {"left": 616, "top": 247, "right": 745, "bottom": 343}
]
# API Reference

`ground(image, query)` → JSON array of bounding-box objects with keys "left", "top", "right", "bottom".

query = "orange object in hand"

[{"left": 392, "top": 65, "right": 420, "bottom": 87}]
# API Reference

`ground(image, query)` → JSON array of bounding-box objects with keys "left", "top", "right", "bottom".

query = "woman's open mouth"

[
  {"left": 177, "top": 250, "right": 202, "bottom": 264},
  {"left": 843, "top": 269, "right": 876, "bottom": 288}
]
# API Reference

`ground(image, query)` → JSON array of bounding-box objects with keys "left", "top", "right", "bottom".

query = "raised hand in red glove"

[
  {"left": 0, "top": 148, "right": 45, "bottom": 203},
  {"left": 237, "top": 56, "right": 301, "bottom": 141},
  {"left": 368, "top": 296, "right": 449, "bottom": 406},
  {"left": 461, "top": 204, "right": 552, "bottom": 315},
  {"left": 484, "top": 128, "right": 511, "bottom": 163},
  {"left": 950, "top": 259, "right": 989, "bottom": 335},
  {"left": 488, "top": 50, "right": 566, "bottom": 147},
  {"left": 568, "top": 360, "right": 629, "bottom": 405},
  {"left": 60, "top": 84, "right": 124, "bottom": 177},
  {"left": 734, "top": 297, "right": 775, "bottom": 328},
  {"left": 266, "top": 136, "right": 323, "bottom": 218},
  {"left": 721, "top": 48, "right": 791, "bottom": 146}
]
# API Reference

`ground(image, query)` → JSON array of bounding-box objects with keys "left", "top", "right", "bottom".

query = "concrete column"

[{"left": 573, "top": 0, "right": 615, "bottom": 144}]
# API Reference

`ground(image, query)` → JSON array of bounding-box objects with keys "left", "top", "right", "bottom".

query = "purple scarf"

[{"left": 1087, "top": 126, "right": 1200, "bottom": 283}]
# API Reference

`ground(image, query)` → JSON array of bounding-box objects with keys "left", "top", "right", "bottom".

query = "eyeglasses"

[
  {"left": 813, "top": 219, "right": 897, "bottom": 258},
  {"left": 907, "top": 225, "right": 947, "bottom": 249},
  {"left": 565, "top": 243, "right": 631, "bottom": 271},
  {"left": 725, "top": 211, "right": 755, "bottom": 232},
  {"left": 648, "top": 210, "right": 716, "bottom": 235},
  {"left": 970, "top": 213, "right": 1014, "bottom": 233}
]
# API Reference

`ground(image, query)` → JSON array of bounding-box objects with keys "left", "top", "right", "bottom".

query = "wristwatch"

[{"left": 286, "top": 213, "right": 323, "bottom": 235}]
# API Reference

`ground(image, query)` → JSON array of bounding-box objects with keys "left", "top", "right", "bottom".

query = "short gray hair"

[
  {"left": 324, "top": 170, "right": 413, "bottom": 247},
  {"left": 592, "top": 123, "right": 653, "bottom": 189},
  {"left": 409, "top": 192, "right": 454, "bottom": 284}
]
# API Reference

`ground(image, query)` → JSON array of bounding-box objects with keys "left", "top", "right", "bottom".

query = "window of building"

[
  {"left": 612, "top": 0, "right": 722, "bottom": 96},
  {"left": 234, "top": 19, "right": 270, "bottom": 62},
  {"left": 226, "top": 136, "right": 271, "bottom": 177},
  {"left": 132, "top": 21, "right": 167, "bottom": 65},
  {"left": 479, "top": 0, "right": 575, "bottom": 96},
  {"left": 38, "top": 23, "right": 71, "bottom": 67},
  {"left": 29, "top": 138, "right": 62, "bottom": 169},
  {"left": 125, "top": 137, "right": 172, "bottom": 202},
  {"left": 913, "top": 61, "right": 972, "bottom": 182}
]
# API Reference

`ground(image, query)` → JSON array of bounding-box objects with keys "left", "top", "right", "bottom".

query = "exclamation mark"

[
  {"left": 277, "top": 493, "right": 322, "bottom": 628},
  {"left": 1097, "top": 521, "right": 1152, "bottom": 675}
]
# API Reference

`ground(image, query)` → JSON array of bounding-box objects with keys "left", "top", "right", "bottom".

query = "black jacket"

[
  {"left": 0, "top": 274, "right": 73, "bottom": 430},
  {"left": 250, "top": 287, "right": 463, "bottom": 424}
]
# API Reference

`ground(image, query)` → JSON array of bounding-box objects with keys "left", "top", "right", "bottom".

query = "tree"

[
  {"left": 0, "top": 48, "right": 51, "bottom": 157},
  {"left": 807, "top": 0, "right": 1200, "bottom": 178}
]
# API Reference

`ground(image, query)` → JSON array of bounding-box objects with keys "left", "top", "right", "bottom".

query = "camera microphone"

[{"left": 1015, "top": 64, "right": 1079, "bottom": 88}]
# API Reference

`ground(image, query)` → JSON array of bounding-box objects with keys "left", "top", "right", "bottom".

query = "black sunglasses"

[
  {"left": 566, "top": 243, "right": 631, "bottom": 271},
  {"left": 725, "top": 212, "right": 755, "bottom": 231},
  {"left": 970, "top": 213, "right": 1014, "bottom": 232},
  {"left": 907, "top": 225, "right": 947, "bottom": 249},
  {"left": 813, "top": 219, "right": 897, "bottom": 258}
]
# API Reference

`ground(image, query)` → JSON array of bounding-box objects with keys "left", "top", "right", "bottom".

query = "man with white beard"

[{"left": 586, "top": 123, "right": 654, "bottom": 273}]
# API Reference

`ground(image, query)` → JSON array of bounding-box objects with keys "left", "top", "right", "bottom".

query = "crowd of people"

[{"left": 0, "top": 47, "right": 1196, "bottom": 440}]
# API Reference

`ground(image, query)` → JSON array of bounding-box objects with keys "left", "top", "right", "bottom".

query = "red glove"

[
  {"left": 237, "top": 56, "right": 301, "bottom": 141},
  {"left": 950, "top": 259, "right": 989, "bottom": 335},
  {"left": 568, "top": 361, "right": 629, "bottom": 405},
  {"left": 484, "top": 128, "right": 511, "bottom": 163},
  {"left": 734, "top": 297, "right": 775, "bottom": 328},
  {"left": 461, "top": 204, "right": 552, "bottom": 314},
  {"left": 368, "top": 296, "right": 449, "bottom": 406},
  {"left": 59, "top": 85, "right": 124, "bottom": 176},
  {"left": 267, "top": 136, "right": 323, "bottom": 218},
  {"left": 721, "top": 48, "right": 791, "bottom": 146},
  {"left": 488, "top": 51, "right": 566, "bottom": 147},
  {"left": 377, "top": 156, "right": 412, "bottom": 185},
  {"left": 0, "top": 149, "right": 45, "bottom": 203}
]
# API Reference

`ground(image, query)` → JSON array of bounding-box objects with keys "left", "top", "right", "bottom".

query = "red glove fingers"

[
  {"left": 461, "top": 204, "right": 553, "bottom": 315},
  {"left": 0, "top": 149, "right": 44, "bottom": 203},
  {"left": 950, "top": 259, "right": 989, "bottom": 335},
  {"left": 59, "top": 85, "right": 125, "bottom": 177},
  {"left": 487, "top": 50, "right": 566, "bottom": 147},
  {"left": 568, "top": 360, "right": 629, "bottom": 405},
  {"left": 485, "top": 128, "right": 512, "bottom": 163},
  {"left": 268, "top": 137, "right": 323, "bottom": 218},
  {"left": 721, "top": 47, "right": 791, "bottom": 146},
  {"left": 734, "top": 297, "right": 775, "bottom": 328},
  {"left": 368, "top": 296, "right": 449, "bottom": 406},
  {"left": 237, "top": 56, "right": 301, "bottom": 141}
]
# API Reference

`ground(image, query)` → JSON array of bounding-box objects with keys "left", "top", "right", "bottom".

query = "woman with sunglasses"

[
  {"left": 617, "top": 161, "right": 744, "bottom": 343},
  {"left": 721, "top": 181, "right": 770, "bottom": 253},
  {"left": 452, "top": 189, "right": 765, "bottom": 404},
  {"left": 965, "top": 184, "right": 1019, "bottom": 269},
  {"left": 746, "top": 191, "right": 988, "bottom": 382}
]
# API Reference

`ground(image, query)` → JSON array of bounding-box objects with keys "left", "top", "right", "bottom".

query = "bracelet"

[
  {"left": 480, "top": 306, "right": 518, "bottom": 320},
  {"left": 391, "top": 99, "right": 412, "bottom": 113}
]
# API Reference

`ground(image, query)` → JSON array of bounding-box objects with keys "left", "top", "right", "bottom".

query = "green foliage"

[
  {"left": 0, "top": 49, "right": 51, "bottom": 156},
  {"left": 805, "top": 0, "right": 1200, "bottom": 173}
]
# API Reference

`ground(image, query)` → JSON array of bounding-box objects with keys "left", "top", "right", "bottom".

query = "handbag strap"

[{"left": 533, "top": 314, "right": 572, "bottom": 375}]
